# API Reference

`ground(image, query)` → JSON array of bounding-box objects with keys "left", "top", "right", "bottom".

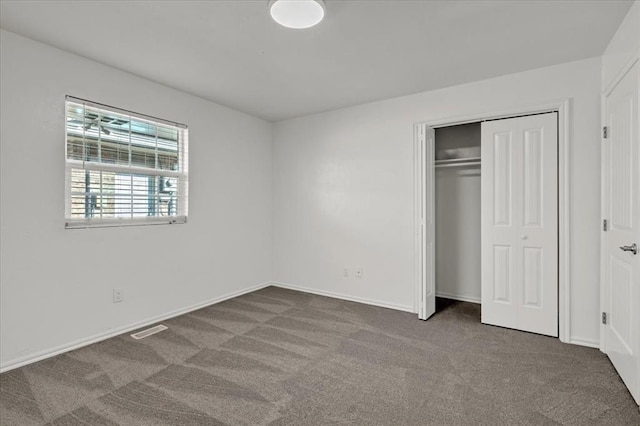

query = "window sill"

[{"left": 65, "top": 216, "right": 187, "bottom": 229}]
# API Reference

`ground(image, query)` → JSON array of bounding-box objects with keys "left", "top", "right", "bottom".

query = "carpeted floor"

[{"left": 1, "top": 286, "right": 638, "bottom": 425}]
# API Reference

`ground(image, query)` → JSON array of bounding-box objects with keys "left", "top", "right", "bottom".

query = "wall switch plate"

[
  {"left": 113, "top": 288, "right": 124, "bottom": 303},
  {"left": 355, "top": 267, "right": 363, "bottom": 278},
  {"left": 343, "top": 268, "right": 349, "bottom": 277}
]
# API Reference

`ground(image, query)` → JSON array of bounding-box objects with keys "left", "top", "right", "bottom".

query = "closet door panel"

[
  {"left": 493, "top": 245, "right": 513, "bottom": 303},
  {"left": 523, "top": 247, "right": 542, "bottom": 307},
  {"left": 493, "top": 132, "right": 513, "bottom": 227},
  {"left": 417, "top": 124, "right": 436, "bottom": 320},
  {"left": 481, "top": 125, "right": 517, "bottom": 329},
  {"left": 517, "top": 114, "right": 558, "bottom": 336},
  {"left": 523, "top": 128, "right": 543, "bottom": 227},
  {"left": 482, "top": 113, "right": 558, "bottom": 336}
]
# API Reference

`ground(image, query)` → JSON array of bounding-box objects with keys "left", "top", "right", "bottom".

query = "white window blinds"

[{"left": 65, "top": 96, "right": 189, "bottom": 228}]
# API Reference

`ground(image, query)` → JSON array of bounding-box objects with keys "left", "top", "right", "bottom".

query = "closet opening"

[{"left": 434, "top": 123, "right": 482, "bottom": 305}]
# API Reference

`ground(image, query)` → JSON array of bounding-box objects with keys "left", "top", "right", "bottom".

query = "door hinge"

[
  {"left": 603, "top": 126, "right": 608, "bottom": 139},
  {"left": 603, "top": 219, "right": 608, "bottom": 232},
  {"left": 602, "top": 312, "right": 607, "bottom": 324}
]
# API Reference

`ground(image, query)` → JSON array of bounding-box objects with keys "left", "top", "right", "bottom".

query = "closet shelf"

[{"left": 435, "top": 157, "right": 481, "bottom": 168}]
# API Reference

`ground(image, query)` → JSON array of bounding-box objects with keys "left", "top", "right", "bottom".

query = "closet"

[{"left": 417, "top": 112, "right": 559, "bottom": 337}]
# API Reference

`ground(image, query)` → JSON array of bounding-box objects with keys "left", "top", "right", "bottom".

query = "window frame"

[{"left": 64, "top": 96, "right": 189, "bottom": 229}]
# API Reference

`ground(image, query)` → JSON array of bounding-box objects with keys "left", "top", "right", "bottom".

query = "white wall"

[
  {"left": 435, "top": 167, "right": 481, "bottom": 303},
  {"left": 0, "top": 30, "right": 273, "bottom": 370},
  {"left": 602, "top": 0, "right": 639, "bottom": 91},
  {"left": 273, "top": 57, "right": 602, "bottom": 345}
]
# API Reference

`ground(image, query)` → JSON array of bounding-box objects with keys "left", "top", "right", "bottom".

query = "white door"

[
  {"left": 417, "top": 124, "right": 436, "bottom": 320},
  {"left": 481, "top": 113, "right": 558, "bottom": 336},
  {"left": 603, "top": 61, "right": 639, "bottom": 405}
]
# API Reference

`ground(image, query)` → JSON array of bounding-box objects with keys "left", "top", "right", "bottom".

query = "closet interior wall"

[{"left": 434, "top": 123, "right": 482, "bottom": 303}]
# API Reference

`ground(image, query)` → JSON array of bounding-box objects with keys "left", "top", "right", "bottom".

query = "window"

[{"left": 65, "top": 96, "right": 188, "bottom": 228}]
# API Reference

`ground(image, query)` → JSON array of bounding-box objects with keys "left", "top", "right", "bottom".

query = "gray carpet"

[{"left": 1, "top": 287, "right": 638, "bottom": 425}]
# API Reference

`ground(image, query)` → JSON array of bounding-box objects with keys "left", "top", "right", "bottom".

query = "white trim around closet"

[{"left": 413, "top": 98, "right": 572, "bottom": 344}]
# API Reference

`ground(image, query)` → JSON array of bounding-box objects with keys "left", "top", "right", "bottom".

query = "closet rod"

[{"left": 435, "top": 161, "right": 481, "bottom": 168}]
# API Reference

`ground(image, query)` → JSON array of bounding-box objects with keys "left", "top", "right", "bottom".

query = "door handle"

[{"left": 619, "top": 243, "right": 638, "bottom": 255}]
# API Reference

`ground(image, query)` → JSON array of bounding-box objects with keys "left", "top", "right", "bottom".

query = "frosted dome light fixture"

[{"left": 269, "top": 0, "right": 326, "bottom": 29}]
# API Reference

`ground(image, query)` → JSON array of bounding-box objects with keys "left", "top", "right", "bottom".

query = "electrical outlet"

[
  {"left": 355, "top": 267, "right": 363, "bottom": 278},
  {"left": 343, "top": 268, "right": 349, "bottom": 277},
  {"left": 113, "top": 288, "right": 124, "bottom": 303}
]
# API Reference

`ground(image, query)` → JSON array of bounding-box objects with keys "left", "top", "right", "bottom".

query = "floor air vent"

[{"left": 131, "top": 324, "right": 168, "bottom": 340}]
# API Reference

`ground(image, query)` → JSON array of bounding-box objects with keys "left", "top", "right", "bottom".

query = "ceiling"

[{"left": 0, "top": 0, "right": 633, "bottom": 122}]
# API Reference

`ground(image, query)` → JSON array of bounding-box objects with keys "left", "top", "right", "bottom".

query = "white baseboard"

[
  {"left": 2, "top": 280, "right": 596, "bottom": 372},
  {"left": 0, "top": 281, "right": 271, "bottom": 373},
  {"left": 271, "top": 281, "right": 415, "bottom": 313},
  {"left": 568, "top": 336, "right": 600, "bottom": 349},
  {"left": 435, "top": 291, "right": 481, "bottom": 304}
]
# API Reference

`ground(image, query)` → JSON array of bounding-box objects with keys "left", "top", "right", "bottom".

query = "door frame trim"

[
  {"left": 413, "top": 98, "right": 571, "bottom": 344},
  {"left": 600, "top": 55, "right": 640, "bottom": 353}
]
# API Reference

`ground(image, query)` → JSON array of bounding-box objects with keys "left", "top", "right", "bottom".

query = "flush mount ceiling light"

[{"left": 269, "top": 0, "right": 326, "bottom": 29}]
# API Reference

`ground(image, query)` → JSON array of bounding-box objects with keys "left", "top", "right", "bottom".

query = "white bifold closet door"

[
  {"left": 481, "top": 113, "right": 558, "bottom": 337},
  {"left": 417, "top": 124, "right": 436, "bottom": 320}
]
